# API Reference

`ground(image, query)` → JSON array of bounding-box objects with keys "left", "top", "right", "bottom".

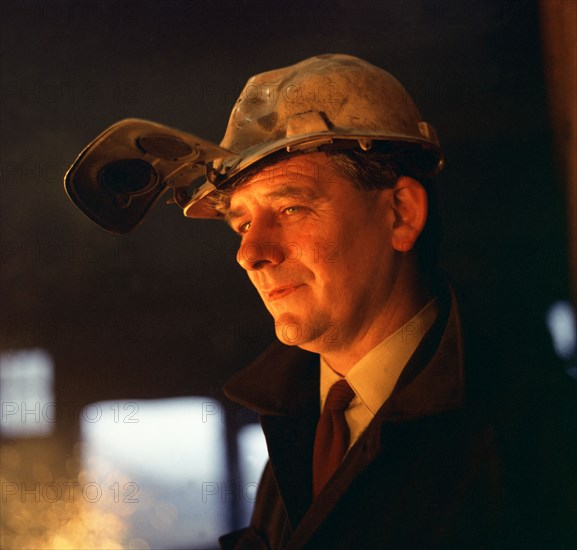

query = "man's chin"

[
  {"left": 273, "top": 313, "right": 338, "bottom": 351},
  {"left": 274, "top": 317, "right": 306, "bottom": 346},
  {"left": 272, "top": 311, "right": 314, "bottom": 346}
]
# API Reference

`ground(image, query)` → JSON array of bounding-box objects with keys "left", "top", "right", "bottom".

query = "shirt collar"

[{"left": 320, "top": 298, "right": 439, "bottom": 414}]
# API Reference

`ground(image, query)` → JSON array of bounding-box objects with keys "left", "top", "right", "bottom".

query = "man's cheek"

[{"left": 303, "top": 241, "right": 340, "bottom": 263}]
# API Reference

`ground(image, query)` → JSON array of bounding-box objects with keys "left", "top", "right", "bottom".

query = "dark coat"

[{"left": 220, "top": 287, "right": 576, "bottom": 549}]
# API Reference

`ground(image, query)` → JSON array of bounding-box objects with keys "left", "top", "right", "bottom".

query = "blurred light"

[
  {"left": 80, "top": 397, "right": 228, "bottom": 549},
  {"left": 546, "top": 301, "right": 577, "bottom": 360},
  {"left": 0, "top": 442, "right": 128, "bottom": 549},
  {"left": 0, "top": 348, "right": 54, "bottom": 437},
  {"left": 236, "top": 423, "right": 268, "bottom": 527}
]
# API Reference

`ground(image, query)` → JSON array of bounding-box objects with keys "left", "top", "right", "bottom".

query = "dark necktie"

[{"left": 313, "top": 379, "right": 355, "bottom": 498}]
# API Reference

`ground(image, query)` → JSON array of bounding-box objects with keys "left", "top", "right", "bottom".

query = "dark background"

[
  {"left": 1, "top": 0, "right": 569, "bottom": 402},
  {"left": 0, "top": 0, "right": 572, "bottom": 545}
]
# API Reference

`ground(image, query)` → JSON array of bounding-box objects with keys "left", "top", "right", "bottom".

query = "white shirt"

[{"left": 319, "top": 298, "right": 439, "bottom": 449}]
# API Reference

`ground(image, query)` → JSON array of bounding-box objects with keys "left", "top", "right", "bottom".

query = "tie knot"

[{"left": 324, "top": 379, "right": 355, "bottom": 411}]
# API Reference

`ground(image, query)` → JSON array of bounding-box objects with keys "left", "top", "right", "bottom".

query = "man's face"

[{"left": 227, "top": 153, "right": 402, "bottom": 354}]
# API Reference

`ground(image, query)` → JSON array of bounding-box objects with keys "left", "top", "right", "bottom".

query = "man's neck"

[{"left": 317, "top": 267, "right": 435, "bottom": 376}]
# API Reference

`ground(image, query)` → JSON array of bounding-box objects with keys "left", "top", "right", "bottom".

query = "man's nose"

[{"left": 236, "top": 227, "right": 286, "bottom": 271}]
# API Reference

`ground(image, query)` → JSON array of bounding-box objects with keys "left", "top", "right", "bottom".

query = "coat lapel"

[
  {"left": 224, "top": 342, "right": 320, "bottom": 531},
  {"left": 259, "top": 410, "right": 318, "bottom": 529}
]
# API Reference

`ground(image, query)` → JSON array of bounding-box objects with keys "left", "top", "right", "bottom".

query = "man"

[
  {"left": 184, "top": 54, "right": 575, "bottom": 549},
  {"left": 65, "top": 54, "right": 575, "bottom": 548}
]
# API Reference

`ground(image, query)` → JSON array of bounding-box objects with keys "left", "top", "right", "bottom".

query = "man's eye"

[
  {"left": 237, "top": 221, "right": 251, "bottom": 234},
  {"left": 283, "top": 206, "right": 301, "bottom": 215}
]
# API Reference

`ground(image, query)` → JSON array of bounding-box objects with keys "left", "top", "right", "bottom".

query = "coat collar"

[{"left": 224, "top": 339, "right": 319, "bottom": 417}]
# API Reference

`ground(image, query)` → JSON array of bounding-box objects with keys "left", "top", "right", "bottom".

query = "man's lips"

[{"left": 263, "top": 284, "right": 305, "bottom": 301}]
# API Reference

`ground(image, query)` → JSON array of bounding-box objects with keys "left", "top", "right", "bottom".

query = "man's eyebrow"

[
  {"left": 263, "top": 184, "right": 320, "bottom": 202},
  {"left": 224, "top": 208, "right": 246, "bottom": 226},
  {"left": 224, "top": 185, "right": 321, "bottom": 226}
]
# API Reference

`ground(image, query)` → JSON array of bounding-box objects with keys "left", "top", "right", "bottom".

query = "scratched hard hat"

[{"left": 183, "top": 53, "right": 444, "bottom": 218}]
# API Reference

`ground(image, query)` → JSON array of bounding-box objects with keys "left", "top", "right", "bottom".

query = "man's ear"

[{"left": 391, "top": 176, "right": 428, "bottom": 252}]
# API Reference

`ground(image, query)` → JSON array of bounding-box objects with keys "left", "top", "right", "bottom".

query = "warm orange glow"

[{"left": 1, "top": 443, "right": 150, "bottom": 550}]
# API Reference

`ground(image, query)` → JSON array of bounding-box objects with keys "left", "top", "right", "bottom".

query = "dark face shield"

[{"left": 64, "top": 119, "right": 229, "bottom": 233}]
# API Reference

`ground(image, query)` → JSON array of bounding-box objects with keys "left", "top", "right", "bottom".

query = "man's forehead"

[
  {"left": 227, "top": 176, "right": 323, "bottom": 217},
  {"left": 230, "top": 153, "right": 342, "bottom": 198},
  {"left": 224, "top": 154, "right": 341, "bottom": 221}
]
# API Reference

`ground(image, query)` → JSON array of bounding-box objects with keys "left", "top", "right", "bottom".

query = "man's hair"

[
  {"left": 325, "top": 147, "right": 443, "bottom": 277},
  {"left": 208, "top": 145, "right": 442, "bottom": 275}
]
